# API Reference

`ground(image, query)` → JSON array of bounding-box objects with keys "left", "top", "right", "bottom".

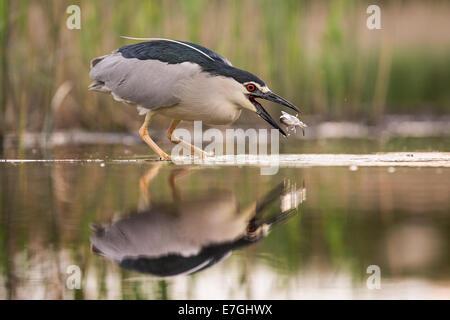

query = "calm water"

[{"left": 1, "top": 143, "right": 449, "bottom": 299}]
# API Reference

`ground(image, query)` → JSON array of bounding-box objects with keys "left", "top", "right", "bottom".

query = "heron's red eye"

[{"left": 246, "top": 84, "right": 256, "bottom": 92}]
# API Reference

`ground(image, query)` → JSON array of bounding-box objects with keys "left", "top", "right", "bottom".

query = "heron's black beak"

[
  {"left": 249, "top": 91, "right": 300, "bottom": 136},
  {"left": 259, "top": 91, "right": 301, "bottom": 114},
  {"left": 249, "top": 96, "right": 287, "bottom": 136}
]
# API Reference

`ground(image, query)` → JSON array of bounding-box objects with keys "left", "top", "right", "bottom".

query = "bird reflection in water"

[{"left": 90, "top": 165, "right": 306, "bottom": 277}]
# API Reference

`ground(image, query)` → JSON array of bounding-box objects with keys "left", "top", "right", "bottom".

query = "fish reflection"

[{"left": 90, "top": 166, "right": 305, "bottom": 277}]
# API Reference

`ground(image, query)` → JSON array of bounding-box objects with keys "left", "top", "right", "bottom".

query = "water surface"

[{"left": 0, "top": 144, "right": 449, "bottom": 299}]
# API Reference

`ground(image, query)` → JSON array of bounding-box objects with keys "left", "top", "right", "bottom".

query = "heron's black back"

[{"left": 118, "top": 40, "right": 266, "bottom": 87}]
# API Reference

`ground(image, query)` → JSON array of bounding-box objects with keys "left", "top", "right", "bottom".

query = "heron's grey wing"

[
  {"left": 116, "top": 40, "right": 266, "bottom": 87},
  {"left": 89, "top": 52, "right": 201, "bottom": 109}
]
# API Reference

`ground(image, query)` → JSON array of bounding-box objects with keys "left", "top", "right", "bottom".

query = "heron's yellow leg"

[
  {"left": 139, "top": 112, "right": 170, "bottom": 160},
  {"left": 166, "top": 120, "right": 213, "bottom": 159}
]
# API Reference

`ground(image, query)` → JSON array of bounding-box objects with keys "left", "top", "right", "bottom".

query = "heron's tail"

[
  {"left": 90, "top": 54, "right": 108, "bottom": 68},
  {"left": 88, "top": 80, "right": 111, "bottom": 93},
  {"left": 89, "top": 54, "right": 113, "bottom": 93}
]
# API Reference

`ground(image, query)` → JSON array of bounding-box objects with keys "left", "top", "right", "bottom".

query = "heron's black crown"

[{"left": 118, "top": 40, "right": 266, "bottom": 87}]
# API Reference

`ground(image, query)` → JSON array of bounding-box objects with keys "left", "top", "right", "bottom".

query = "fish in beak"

[{"left": 248, "top": 91, "right": 301, "bottom": 137}]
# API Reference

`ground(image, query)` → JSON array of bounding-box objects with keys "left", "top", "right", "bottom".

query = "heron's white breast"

[{"left": 156, "top": 73, "right": 244, "bottom": 125}]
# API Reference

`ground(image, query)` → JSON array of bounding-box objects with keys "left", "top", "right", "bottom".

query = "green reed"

[{"left": 1, "top": 0, "right": 450, "bottom": 136}]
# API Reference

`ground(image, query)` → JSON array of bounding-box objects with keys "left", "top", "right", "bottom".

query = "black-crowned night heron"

[{"left": 89, "top": 38, "right": 300, "bottom": 160}]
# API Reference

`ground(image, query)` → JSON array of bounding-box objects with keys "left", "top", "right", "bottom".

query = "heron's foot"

[
  {"left": 166, "top": 120, "right": 214, "bottom": 161},
  {"left": 158, "top": 153, "right": 171, "bottom": 161}
]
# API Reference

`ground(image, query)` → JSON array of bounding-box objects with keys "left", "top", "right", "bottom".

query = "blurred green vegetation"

[{"left": 1, "top": 0, "right": 450, "bottom": 138}]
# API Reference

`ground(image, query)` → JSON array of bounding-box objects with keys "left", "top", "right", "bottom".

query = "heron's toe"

[{"left": 160, "top": 154, "right": 172, "bottom": 161}]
